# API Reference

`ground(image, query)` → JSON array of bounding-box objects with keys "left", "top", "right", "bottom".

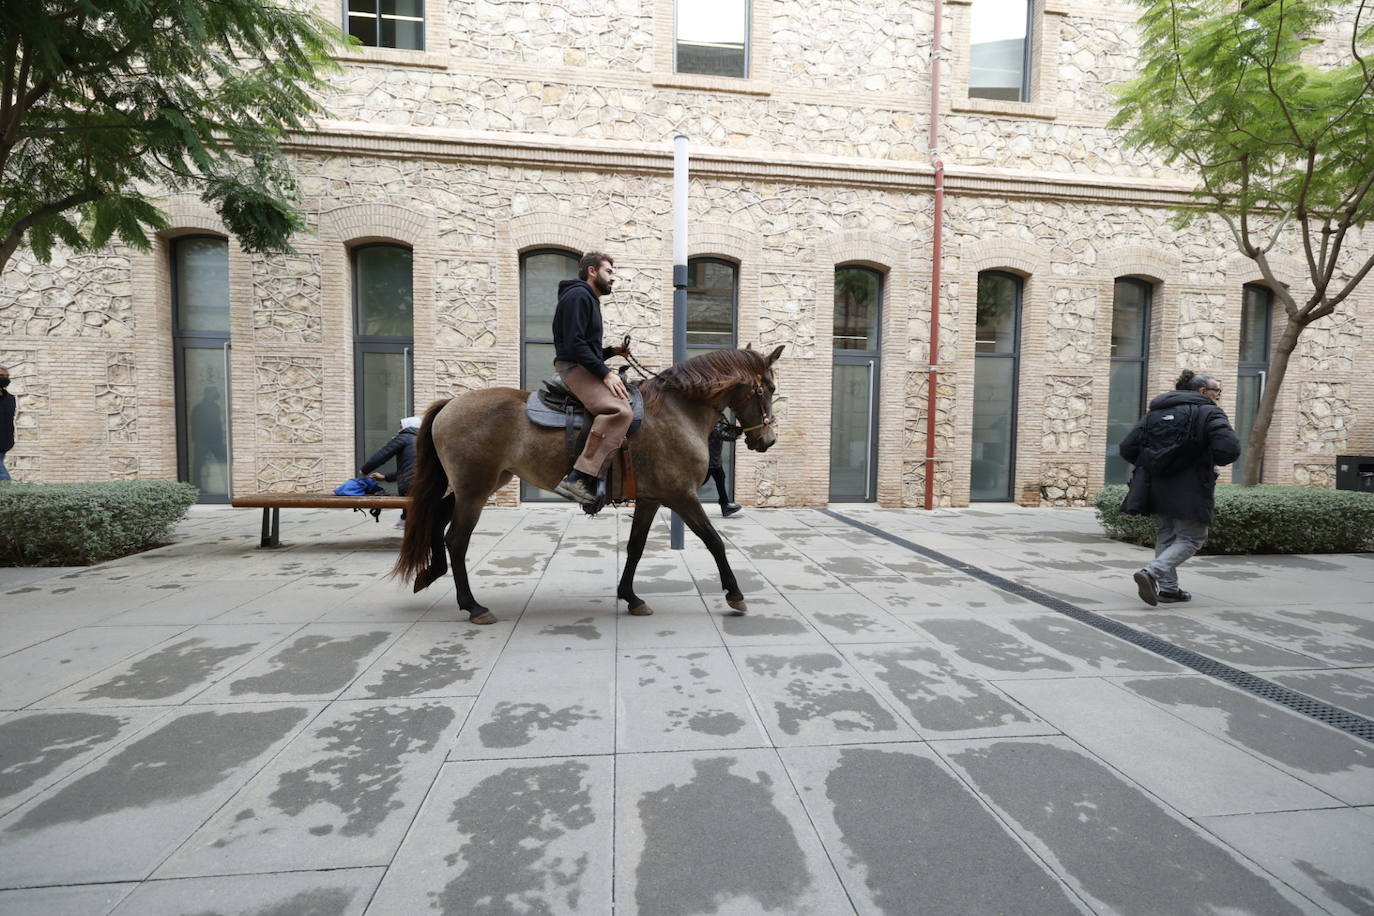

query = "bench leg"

[{"left": 259, "top": 507, "right": 282, "bottom": 549}]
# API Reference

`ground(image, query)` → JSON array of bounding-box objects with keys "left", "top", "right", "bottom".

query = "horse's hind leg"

[
  {"left": 669, "top": 497, "right": 746, "bottom": 615},
  {"left": 413, "top": 493, "right": 454, "bottom": 592},
  {"left": 617, "top": 499, "right": 661, "bottom": 616},
  {"left": 447, "top": 490, "right": 495, "bottom": 625}
]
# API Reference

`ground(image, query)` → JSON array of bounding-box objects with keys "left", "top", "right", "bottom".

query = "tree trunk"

[{"left": 1238, "top": 318, "right": 1302, "bottom": 485}]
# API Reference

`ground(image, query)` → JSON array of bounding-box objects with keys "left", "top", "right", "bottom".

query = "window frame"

[
  {"left": 344, "top": 0, "right": 426, "bottom": 52},
  {"left": 673, "top": 0, "right": 751, "bottom": 80},
  {"left": 971, "top": 269, "right": 1022, "bottom": 502},
  {"left": 1105, "top": 277, "right": 1152, "bottom": 485},
  {"left": 171, "top": 234, "right": 232, "bottom": 504},
  {"left": 830, "top": 264, "right": 883, "bottom": 502},
  {"left": 967, "top": 0, "right": 1034, "bottom": 103},
  {"left": 351, "top": 242, "right": 415, "bottom": 471},
  {"left": 519, "top": 247, "right": 581, "bottom": 502}
]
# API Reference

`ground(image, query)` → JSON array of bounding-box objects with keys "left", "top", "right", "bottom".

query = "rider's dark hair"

[
  {"left": 578, "top": 251, "right": 613, "bottom": 281},
  {"left": 1175, "top": 369, "right": 1217, "bottom": 392}
]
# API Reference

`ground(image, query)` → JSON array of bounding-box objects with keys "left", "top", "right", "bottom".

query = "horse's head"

[{"left": 734, "top": 344, "right": 784, "bottom": 451}]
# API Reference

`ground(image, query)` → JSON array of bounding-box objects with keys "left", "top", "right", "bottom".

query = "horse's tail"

[{"left": 391, "top": 397, "right": 452, "bottom": 587}]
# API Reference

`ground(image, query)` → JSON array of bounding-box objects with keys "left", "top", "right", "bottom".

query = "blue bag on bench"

[{"left": 333, "top": 477, "right": 384, "bottom": 496}]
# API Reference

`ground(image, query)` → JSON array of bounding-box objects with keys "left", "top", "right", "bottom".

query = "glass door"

[
  {"left": 172, "top": 236, "right": 231, "bottom": 503},
  {"left": 830, "top": 266, "right": 881, "bottom": 501},
  {"left": 971, "top": 271, "right": 1021, "bottom": 501},
  {"left": 1233, "top": 285, "right": 1272, "bottom": 482}
]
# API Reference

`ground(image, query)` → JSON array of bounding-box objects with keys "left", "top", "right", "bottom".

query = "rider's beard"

[{"left": 595, "top": 275, "right": 614, "bottom": 296}]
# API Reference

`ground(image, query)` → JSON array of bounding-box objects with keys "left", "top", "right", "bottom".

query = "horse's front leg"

[
  {"left": 617, "top": 498, "right": 660, "bottom": 615},
  {"left": 669, "top": 497, "right": 746, "bottom": 615}
]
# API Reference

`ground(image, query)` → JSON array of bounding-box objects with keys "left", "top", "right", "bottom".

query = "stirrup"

[{"left": 582, "top": 475, "right": 608, "bottom": 516}]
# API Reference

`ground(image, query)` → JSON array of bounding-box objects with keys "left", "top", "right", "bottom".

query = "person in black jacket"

[
  {"left": 704, "top": 417, "right": 743, "bottom": 517},
  {"left": 1119, "top": 369, "right": 1241, "bottom": 605},
  {"left": 550, "top": 251, "right": 631, "bottom": 504},
  {"left": 362, "top": 416, "right": 420, "bottom": 529},
  {"left": 0, "top": 365, "right": 14, "bottom": 482}
]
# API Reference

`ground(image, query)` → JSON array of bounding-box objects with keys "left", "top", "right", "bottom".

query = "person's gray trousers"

[{"left": 1145, "top": 515, "right": 1209, "bottom": 589}]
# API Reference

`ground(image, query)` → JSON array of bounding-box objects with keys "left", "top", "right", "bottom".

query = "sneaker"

[
  {"left": 1133, "top": 569, "right": 1160, "bottom": 607},
  {"left": 721, "top": 503, "right": 742, "bottom": 518},
  {"left": 1157, "top": 587, "right": 1192, "bottom": 603},
  {"left": 393, "top": 519, "right": 406, "bottom": 530},
  {"left": 554, "top": 471, "right": 597, "bottom": 505}
]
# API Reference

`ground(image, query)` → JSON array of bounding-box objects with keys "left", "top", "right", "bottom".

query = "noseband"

[{"left": 729, "top": 377, "right": 774, "bottom": 434}]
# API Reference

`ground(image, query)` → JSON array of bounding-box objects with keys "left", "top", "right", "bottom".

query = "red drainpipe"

[{"left": 924, "top": 0, "right": 946, "bottom": 510}]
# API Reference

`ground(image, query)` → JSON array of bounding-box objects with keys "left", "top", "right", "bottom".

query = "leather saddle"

[
  {"left": 525, "top": 375, "right": 645, "bottom": 515},
  {"left": 525, "top": 377, "right": 645, "bottom": 436}
]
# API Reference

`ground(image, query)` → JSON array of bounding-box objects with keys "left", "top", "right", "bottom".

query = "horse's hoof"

[
  {"left": 468, "top": 611, "right": 497, "bottom": 625},
  {"left": 413, "top": 569, "right": 440, "bottom": 593},
  {"left": 628, "top": 602, "right": 653, "bottom": 616},
  {"left": 726, "top": 598, "right": 747, "bottom": 616}
]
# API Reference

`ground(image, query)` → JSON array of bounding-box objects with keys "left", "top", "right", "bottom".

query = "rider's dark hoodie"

[{"left": 553, "top": 279, "right": 616, "bottom": 379}]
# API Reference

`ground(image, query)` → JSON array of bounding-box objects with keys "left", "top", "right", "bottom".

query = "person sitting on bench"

[{"left": 361, "top": 415, "right": 420, "bottom": 529}]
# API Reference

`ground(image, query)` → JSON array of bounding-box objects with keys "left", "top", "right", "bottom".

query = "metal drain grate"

[{"left": 821, "top": 509, "right": 1374, "bottom": 745}]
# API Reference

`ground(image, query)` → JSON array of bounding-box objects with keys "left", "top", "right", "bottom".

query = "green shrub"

[
  {"left": 1093, "top": 484, "right": 1374, "bottom": 554},
  {"left": 0, "top": 480, "right": 199, "bottom": 566}
]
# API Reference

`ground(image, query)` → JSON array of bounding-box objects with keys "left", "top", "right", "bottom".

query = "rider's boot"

[{"left": 555, "top": 469, "right": 598, "bottom": 505}]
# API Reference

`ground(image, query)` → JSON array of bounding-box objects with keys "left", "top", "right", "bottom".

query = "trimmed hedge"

[
  {"left": 1093, "top": 484, "right": 1374, "bottom": 555},
  {"left": 0, "top": 480, "right": 199, "bottom": 566}
]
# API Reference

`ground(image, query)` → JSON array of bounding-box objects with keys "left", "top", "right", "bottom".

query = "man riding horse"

[{"left": 551, "top": 251, "right": 632, "bottom": 505}]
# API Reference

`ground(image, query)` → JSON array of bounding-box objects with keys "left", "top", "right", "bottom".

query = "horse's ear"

[
  {"left": 744, "top": 342, "right": 753, "bottom": 350},
  {"left": 766, "top": 345, "right": 785, "bottom": 365}
]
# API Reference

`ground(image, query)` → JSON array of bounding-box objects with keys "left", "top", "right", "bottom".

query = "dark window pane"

[
  {"left": 1105, "top": 360, "right": 1145, "bottom": 485},
  {"left": 522, "top": 251, "right": 578, "bottom": 334},
  {"left": 971, "top": 356, "right": 1016, "bottom": 500},
  {"left": 976, "top": 271, "right": 1019, "bottom": 354},
  {"left": 676, "top": 0, "right": 748, "bottom": 78},
  {"left": 355, "top": 245, "right": 413, "bottom": 337},
  {"left": 969, "top": 0, "right": 1030, "bottom": 100},
  {"left": 360, "top": 350, "right": 408, "bottom": 462},
  {"left": 348, "top": 0, "right": 376, "bottom": 11},
  {"left": 1231, "top": 372, "right": 1263, "bottom": 482},
  {"left": 347, "top": 15, "right": 377, "bottom": 47},
  {"left": 174, "top": 237, "right": 230, "bottom": 333},
  {"left": 379, "top": 17, "right": 423, "bottom": 50},
  {"left": 834, "top": 267, "right": 881, "bottom": 351},
  {"left": 687, "top": 259, "right": 736, "bottom": 350},
  {"left": 381, "top": 0, "right": 422, "bottom": 16},
  {"left": 182, "top": 347, "right": 229, "bottom": 500},
  {"left": 1111, "top": 279, "right": 1150, "bottom": 359},
  {"left": 830, "top": 361, "right": 875, "bottom": 499},
  {"left": 1240, "top": 285, "right": 1271, "bottom": 365}
]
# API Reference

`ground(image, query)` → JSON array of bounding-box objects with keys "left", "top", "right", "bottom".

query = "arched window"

[
  {"left": 969, "top": 0, "right": 1033, "bottom": 101},
  {"left": 1234, "top": 284, "right": 1273, "bottom": 481},
  {"left": 830, "top": 265, "right": 882, "bottom": 501},
  {"left": 520, "top": 248, "right": 579, "bottom": 500},
  {"left": 353, "top": 244, "right": 414, "bottom": 470},
  {"left": 172, "top": 235, "right": 231, "bottom": 502},
  {"left": 688, "top": 257, "right": 739, "bottom": 502},
  {"left": 972, "top": 270, "right": 1021, "bottom": 501},
  {"left": 1106, "top": 278, "right": 1152, "bottom": 485}
]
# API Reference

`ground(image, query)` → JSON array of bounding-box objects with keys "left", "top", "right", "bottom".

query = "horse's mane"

[{"left": 640, "top": 348, "right": 770, "bottom": 412}]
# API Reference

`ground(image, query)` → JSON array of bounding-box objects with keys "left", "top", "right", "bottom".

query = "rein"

[{"left": 730, "top": 379, "right": 774, "bottom": 433}]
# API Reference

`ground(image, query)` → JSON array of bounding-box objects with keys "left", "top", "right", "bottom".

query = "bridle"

[{"left": 728, "top": 376, "right": 775, "bottom": 435}]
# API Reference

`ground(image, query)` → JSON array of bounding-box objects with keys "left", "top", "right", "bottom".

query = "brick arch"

[
  {"left": 960, "top": 238, "right": 1045, "bottom": 278},
  {"left": 157, "top": 194, "right": 227, "bottom": 236},
  {"left": 318, "top": 202, "right": 431, "bottom": 247},
  {"left": 507, "top": 212, "right": 602, "bottom": 256},
  {"left": 1098, "top": 245, "right": 1180, "bottom": 286},
  {"left": 685, "top": 221, "right": 760, "bottom": 263},
  {"left": 816, "top": 231, "right": 909, "bottom": 274}
]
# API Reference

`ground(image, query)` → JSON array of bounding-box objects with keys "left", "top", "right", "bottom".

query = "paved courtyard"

[{"left": 1, "top": 503, "right": 1372, "bottom": 915}]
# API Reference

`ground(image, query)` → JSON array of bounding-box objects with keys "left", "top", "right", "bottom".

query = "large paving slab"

[
  {"left": 0, "top": 626, "right": 190, "bottom": 710},
  {"left": 111, "top": 868, "right": 383, "bottom": 916},
  {"left": 370, "top": 756, "right": 613, "bottom": 914},
  {"left": 616, "top": 648, "right": 770, "bottom": 752},
  {"left": 615, "top": 749, "right": 853, "bottom": 915}
]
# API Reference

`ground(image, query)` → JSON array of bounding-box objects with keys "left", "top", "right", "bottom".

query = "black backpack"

[{"left": 1137, "top": 404, "right": 1205, "bottom": 475}]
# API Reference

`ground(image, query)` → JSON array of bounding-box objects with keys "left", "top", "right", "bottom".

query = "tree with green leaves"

[
  {"left": 0, "top": 0, "right": 344, "bottom": 277},
  {"left": 1113, "top": 0, "right": 1374, "bottom": 485}
]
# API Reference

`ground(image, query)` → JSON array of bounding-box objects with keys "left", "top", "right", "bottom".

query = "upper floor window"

[
  {"left": 969, "top": 0, "right": 1032, "bottom": 101},
  {"left": 676, "top": 0, "right": 748, "bottom": 79},
  {"left": 686, "top": 258, "right": 738, "bottom": 355},
  {"left": 347, "top": 0, "right": 424, "bottom": 51}
]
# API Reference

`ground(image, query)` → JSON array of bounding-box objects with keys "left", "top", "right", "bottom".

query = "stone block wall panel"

[
  {"left": 252, "top": 252, "right": 324, "bottom": 344},
  {"left": 256, "top": 456, "right": 326, "bottom": 494},
  {"left": 254, "top": 356, "right": 325, "bottom": 444},
  {"left": 96, "top": 351, "right": 139, "bottom": 444}
]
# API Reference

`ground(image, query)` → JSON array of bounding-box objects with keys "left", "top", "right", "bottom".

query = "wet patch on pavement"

[
  {"left": 915, "top": 619, "right": 1073, "bottom": 673},
  {"left": 739, "top": 651, "right": 911, "bottom": 744},
  {"left": 1009, "top": 616, "right": 1180, "bottom": 673},
  {"left": 80, "top": 638, "right": 260, "bottom": 701},
  {"left": 478, "top": 701, "right": 601, "bottom": 749},
  {"left": 228, "top": 632, "right": 392, "bottom": 696},
  {"left": 0, "top": 711, "right": 129, "bottom": 803}
]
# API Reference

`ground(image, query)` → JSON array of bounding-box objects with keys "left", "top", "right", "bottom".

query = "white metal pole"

[{"left": 671, "top": 134, "right": 688, "bottom": 550}]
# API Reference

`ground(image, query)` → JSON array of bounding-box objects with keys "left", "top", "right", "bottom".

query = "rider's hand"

[
  {"left": 603, "top": 372, "right": 629, "bottom": 400},
  {"left": 610, "top": 344, "right": 631, "bottom": 358},
  {"left": 367, "top": 472, "right": 386, "bottom": 481}
]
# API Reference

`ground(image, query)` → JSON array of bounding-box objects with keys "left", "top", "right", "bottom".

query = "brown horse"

[{"left": 392, "top": 345, "right": 784, "bottom": 623}]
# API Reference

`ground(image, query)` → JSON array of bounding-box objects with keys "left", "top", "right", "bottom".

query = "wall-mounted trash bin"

[{"left": 1336, "top": 455, "right": 1374, "bottom": 493}]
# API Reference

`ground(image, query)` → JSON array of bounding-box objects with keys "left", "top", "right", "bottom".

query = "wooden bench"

[{"left": 231, "top": 493, "right": 413, "bottom": 548}]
